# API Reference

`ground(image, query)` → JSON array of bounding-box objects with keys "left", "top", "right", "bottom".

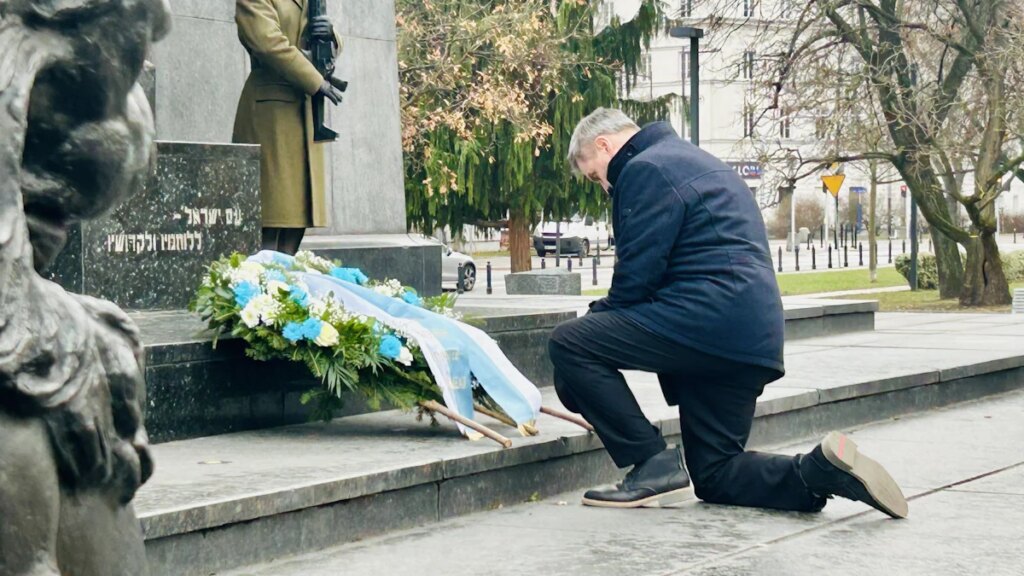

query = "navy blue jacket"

[{"left": 590, "top": 122, "right": 785, "bottom": 377}]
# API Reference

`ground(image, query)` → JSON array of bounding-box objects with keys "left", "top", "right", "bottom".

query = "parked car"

[
  {"left": 532, "top": 214, "right": 613, "bottom": 258},
  {"left": 440, "top": 243, "right": 476, "bottom": 291}
]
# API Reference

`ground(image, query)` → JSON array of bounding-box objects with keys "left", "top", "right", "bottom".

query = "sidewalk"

[{"left": 225, "top": 388, "right": 1024, "bottom": 576}]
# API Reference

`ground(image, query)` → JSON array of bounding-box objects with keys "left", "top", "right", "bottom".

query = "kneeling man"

[{"left": 549, "top": 108, "right": 907, "bottom": 518}]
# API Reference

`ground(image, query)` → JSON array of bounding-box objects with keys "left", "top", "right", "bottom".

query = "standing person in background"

[{"left": 233, "top": 0, "right": 344, "bottom": 254}]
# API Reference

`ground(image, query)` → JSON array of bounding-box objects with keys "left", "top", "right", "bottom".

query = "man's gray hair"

[{"left": 567, "top": 107, "right": 640, "bottom": 175}]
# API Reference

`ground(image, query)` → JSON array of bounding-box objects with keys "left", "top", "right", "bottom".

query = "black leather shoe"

[
  {"left": 582, "top": 447, "right": 691, "bottom": 508},
  {"left": 799, "top": 431, "right": 908, "bottom": 519}
]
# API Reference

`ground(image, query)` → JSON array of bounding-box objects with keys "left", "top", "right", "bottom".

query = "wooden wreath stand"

[{"left": 419, "top": 401, "right": 594, "bottom": 449}]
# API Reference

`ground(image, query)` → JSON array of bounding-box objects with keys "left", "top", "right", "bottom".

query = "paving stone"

[{"left": 218, "top": 391, "right": 1024, "bottom": 576}]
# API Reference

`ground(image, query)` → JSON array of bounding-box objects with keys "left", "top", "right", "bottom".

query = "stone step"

[
  {"left": 135, "top": 312, "right": 1024, "bottom": 576},
  {"left": 133, "top": 298, "right": 875, "bottom": 443}
]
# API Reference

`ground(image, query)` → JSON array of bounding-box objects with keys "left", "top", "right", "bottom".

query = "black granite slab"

[
  {"left": 311, "top": 244, "right": 443, "bottom": 297},
  {"left": 46, "top": 141, "right": 261, "bottom": 310},
  {"left": 133, "top": 308, "right": 571, "bottom": 443}
]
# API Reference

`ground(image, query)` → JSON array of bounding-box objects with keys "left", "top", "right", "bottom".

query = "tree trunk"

[
  {"left": 932, "top": 232, "right": 964, "bottom": 299},
  {"left": 900, "top": 160, "right": 965, "bottom": 298},
  {"left": 508, "top": 210, "right": 532, "bottom": 273},
  {"left": 959, "top": 231, "right": 1011, "bottom": 306},
  {"left": 868, "top": 160, "right": 878, "bottom": 282}
]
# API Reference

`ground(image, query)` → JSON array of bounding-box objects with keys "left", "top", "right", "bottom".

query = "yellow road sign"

[{"left": 821, "top": 174, "right": 846, "bottom": 197}]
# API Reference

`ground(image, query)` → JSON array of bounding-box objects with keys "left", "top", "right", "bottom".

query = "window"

[
  {"left": 682, "top": 0, "right": 693, "bottom": 17},
  {"left": 743, "top": 0, "right": 757, "bottom": 18},
  {"left": 743, "top": 108, "right": 756, "bottom": 138},
  {"left": 743, "top": 51, "right": 755, "bottom": 80},
  {"left": 815, "top": 117, "right": 828, "bottom": 140},
  {"left": 780, "top": 112, "right": 791, "bottom": 138}
]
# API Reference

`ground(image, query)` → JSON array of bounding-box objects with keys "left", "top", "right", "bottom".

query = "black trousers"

[{"left": 549, "top": 311, "right": 824, "bottom": 512}]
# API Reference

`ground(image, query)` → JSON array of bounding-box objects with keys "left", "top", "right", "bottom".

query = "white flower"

[
  {"left": 266, "top": 280, "right": 289, "bottom": 295},
  {"left": 229, "top": 267, "right": 261, "bottom": 287},
  {"left": 295, "top": 250, "right": 336, "bottom": 273},
  {"left": 396, "top": 346, "right": 414, "bottom": 366},
  {"left": 239, "top": 261, "right": 264, "bottom": 275},
  {"left": 247, "top": 294, "right": 281, "bottom": 326},
  {"left": 314, "top": 323, "right": 340, "bottom": 347},
  {"left": 239, "top": 304, "right": 260, "bottom": 328}
]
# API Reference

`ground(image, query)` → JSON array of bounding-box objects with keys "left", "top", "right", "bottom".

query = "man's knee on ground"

[{"left": 688, "top": 461, "right": 733, "bottom": 504}]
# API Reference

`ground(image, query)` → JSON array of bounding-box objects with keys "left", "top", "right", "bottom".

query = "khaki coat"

[{"left": 233, "top": 0, "right": 337, "bottom": 228}]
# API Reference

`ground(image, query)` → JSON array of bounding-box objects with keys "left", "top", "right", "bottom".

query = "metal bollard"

[
  {"left": 592, "top": 257, "right": 598, "bottom": 286},
  {"left": 888, "top": 240, "right": 892, "bottom": 264},
  {"left": 795, "top": 246, "right": 800, "bottom": 271},
  {"left": 457, "top": 263, "right": 465, "bottom": 294},
  {"left": 596, "top": 243, "right": 602, "bottom": 265},
  {"left": 486, "top": 261, "right": 493, "bottom": 295},
  {"left": 859, "top": 243, "right": 863, "bottom": 266},
  {"left": 579, "top": 251, "right": 583, "bottom": 267},
  {"left": 777, "top": 247, "right": 783, "bottom": 272},
  {"left": 567, "top": 258, "right": 573, "bottom": 272},
  {"left": 812, "top": 246, "right": 817, "bottom": 270},
  {"left": 844, "top": 246, "right": 849, "bottom": 267},
  {"left": 902, "top": 240, "right": 906, "bottom": 254},
  {"left": 541, "top": 257, "right": 546, "bottom": 269},
  {"left": 828, "top": 245, "right": 833, "bottom": 269}
]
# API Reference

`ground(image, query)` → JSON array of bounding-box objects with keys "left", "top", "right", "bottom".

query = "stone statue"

[{"left": 0, "top": 1, "right": 171, "bottom": 574}]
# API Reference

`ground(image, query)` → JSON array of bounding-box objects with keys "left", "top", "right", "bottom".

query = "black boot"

[
  {"left": 799, "top": 431, "right": 908, "bottom": 519},
  {"left": 583, "top": 447, "right": 691, "bottom": 508}
]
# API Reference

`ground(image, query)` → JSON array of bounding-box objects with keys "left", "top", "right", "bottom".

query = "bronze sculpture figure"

[{"left": 0, "top": 1, "right": 171, "bottom": 574}]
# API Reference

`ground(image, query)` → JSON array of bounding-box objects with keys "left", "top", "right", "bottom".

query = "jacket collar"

[{"left": 607, "top": 122, "right": 677, "bottom": 193}]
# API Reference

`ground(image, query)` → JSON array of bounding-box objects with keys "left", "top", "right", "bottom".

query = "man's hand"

[
  {"left": 309, "top": 15, "right": 334, "bottom": 41},
  {"left": 319, "top": 80, "right": 344, "bottom": 105}
]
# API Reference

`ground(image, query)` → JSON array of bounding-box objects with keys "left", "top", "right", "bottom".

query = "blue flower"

[
  {"left": 233, "top": 281, "right": 260, "bottom": 308},
  {"left": 378, "top": 334, "right": 403, "bottom": 359},
  {"left": 265, "top": 270, "right": 287, "bottom": 283},
  {"left": 299, "top": 317, "right": 324, "bottom": 340},
  {"left": 282, "top": 322, "right": 304, "bottom": 343},
  {"left": 289, "top": 285, "right": 310, "bottom": 307},
  {"left": 329, "top": 267, "right": 369, "bottom": 285},
  {"left": 401, "top": 290, "right": 422, "bottom": 307},
  {"left": 271, "top": 253, "right": 295, "bottom": 268}
]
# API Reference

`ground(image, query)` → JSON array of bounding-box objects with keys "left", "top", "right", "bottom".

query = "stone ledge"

[
  {"left": 132, "top": 308, "right": 571, "bottom": 443},
  {"left": 136, "top": 342, "right": 1024, "bottom": 567}
]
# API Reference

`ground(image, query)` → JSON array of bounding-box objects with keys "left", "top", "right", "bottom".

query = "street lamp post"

[{"left": 670, "top": 26, "right": 704, "bottom": 146}]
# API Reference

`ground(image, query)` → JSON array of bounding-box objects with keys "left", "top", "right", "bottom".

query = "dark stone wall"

[{"left": 45, "top": 142, "right": 261, "bottom": 311}]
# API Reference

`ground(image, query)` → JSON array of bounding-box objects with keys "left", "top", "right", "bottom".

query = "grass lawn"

[
  {"left": 775, "top": 268, "right": 905, "bottom": 296},
  {"left": 583, "top": 268, "right": 906, "bottom": 298},
  {"left": 838, "top": 281, "right": 1024, "bottom": 313}
]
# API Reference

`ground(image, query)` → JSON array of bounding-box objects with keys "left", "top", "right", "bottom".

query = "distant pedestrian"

[{"left": 548, "top": 108, "right": 907, "bottom": 518}]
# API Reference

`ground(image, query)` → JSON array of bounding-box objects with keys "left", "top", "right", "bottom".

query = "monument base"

[
  {"left": 302, "top": 234, "right": 442, "bottom": 297},
  {"left": 505, "top": 269, "right": 582, "bottom": 296}
]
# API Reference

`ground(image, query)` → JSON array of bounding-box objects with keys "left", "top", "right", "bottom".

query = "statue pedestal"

[
  {"left": 46, "top": 142, "right": 261, "bottom": 311},
  {"left": 302, "top": 234, "right": 442, "bottom": 297},
  {"left": 505, "top": 270, "right": 583, "bottom": 296}
]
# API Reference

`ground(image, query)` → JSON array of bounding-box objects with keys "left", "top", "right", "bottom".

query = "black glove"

[
  {"left": 318, "top": 80, "right": 344, "bottom": 105},
  {"left": 309, "top": 15, "right": 334, "bottom": 41}
]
